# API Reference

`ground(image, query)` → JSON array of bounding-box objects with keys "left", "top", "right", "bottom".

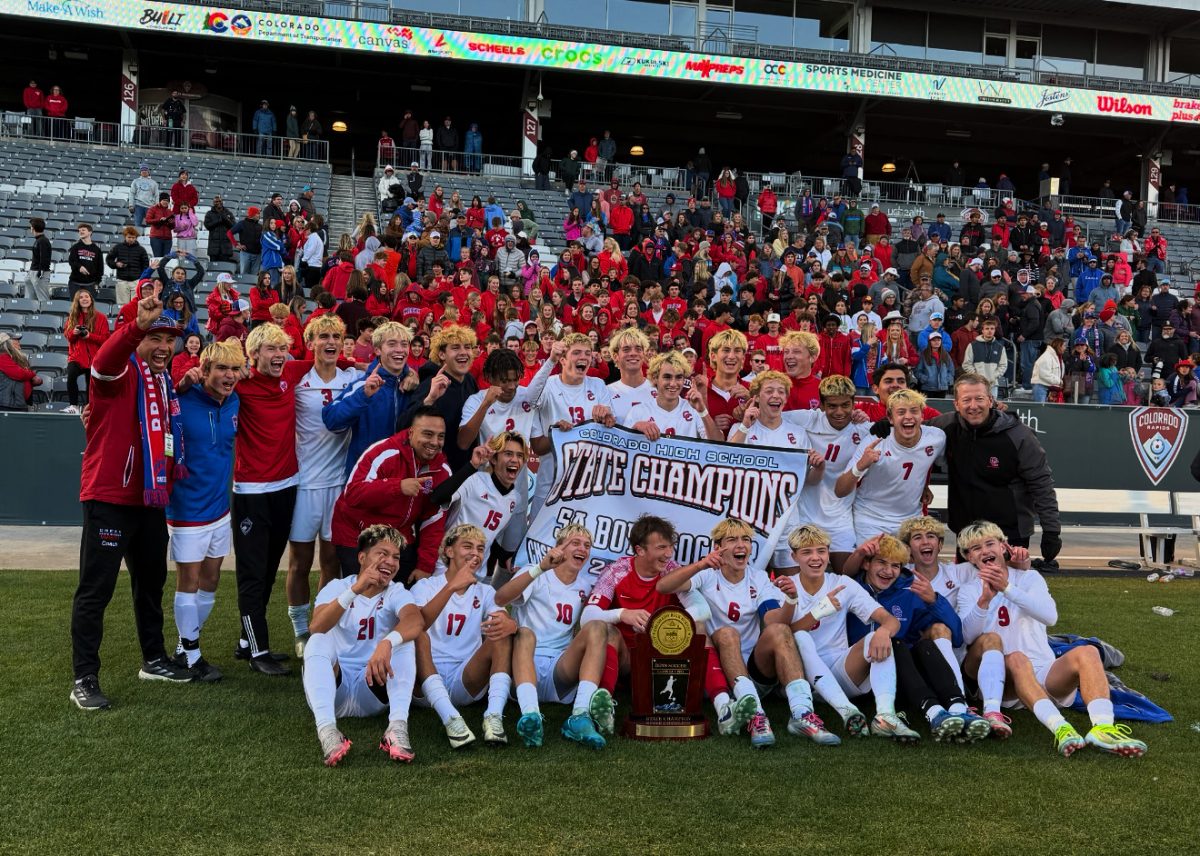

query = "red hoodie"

[
  {"left": 65, "top": 312, "right": 111, "bottom": 369},
  {"left": 321, "top": 261, "right": 354, "bottom": 301}
]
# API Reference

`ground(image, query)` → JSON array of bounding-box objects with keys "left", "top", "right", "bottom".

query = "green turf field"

[{"left": 2, "top": 570, "right": 1196, "bottom": 855}]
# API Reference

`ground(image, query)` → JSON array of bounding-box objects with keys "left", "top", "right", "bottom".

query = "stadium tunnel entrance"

[{"left": 5, "top": 16, "right": 1200, "bottom": 198}]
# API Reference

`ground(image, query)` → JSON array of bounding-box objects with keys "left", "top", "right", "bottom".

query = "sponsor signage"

[{"left": 7, "top": 0, "right": 1199, "bottom": 125}]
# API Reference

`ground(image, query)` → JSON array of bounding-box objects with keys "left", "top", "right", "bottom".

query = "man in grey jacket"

[
  {"left": 128, "top": 164, "right": 159, "bottom": 227},
  {"left": 495, "top": 235, "right": 525, "bottom": 282}
]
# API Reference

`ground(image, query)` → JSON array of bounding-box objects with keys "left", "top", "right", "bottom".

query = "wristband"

[
  {"left": 336, "top": 588, "right": 356, "bottom": 609},
  {"left": 851, "top": 464, "right": 867, "bottom": 480},
  {"left": 809, "top": 595, "right": 838, "bottom": 621},
  {"left": 785, "top": 594, "right": 800, "bottom": 606},
  {"left": 527, "top": 564, "right": 545, "bottom": 580},
  {"left": 384, "top": 630, "right": 403, "bottom": 647}
]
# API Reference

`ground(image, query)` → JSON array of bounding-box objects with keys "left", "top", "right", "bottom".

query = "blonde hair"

[
  {"left": 246, "top": 321, "right": 291, "bottom": 356},
  {"left": 818, "top": 374, "right": 856, "bottom": 399},
  {"left": 199, "top": 338, "right": 245, "bottom": 372},
  {"left": 559, "top": 332, "right": 593, "bottom": 352},
  {"left": 711, "top": 518, "right": 754, "bottom": 543},
  {"left": 779, "top": 330, "right": 820, "bottom": 357},
  {"left": 647, "top": 351, "right": 690, "bottom": 380},
  {"left": 372, "top": 320, "right": 412, "bottom": 351},
  {"left": 554, "top": 523, "right": 594, "bottom": 547},
  {"left": 706, "top": 328, "right": 748, "bottom": 363},
  {"left": 430, "top": 325, "right": 478, "bottom": 361},
  {"left": 268, "top": 302, "right": 290, "bottom": 321},
  {"left": 486, "top": 430, "right": 530, "bottom": 461},
  {"left": 957, "top": 520, "right": 1005, "bottom": 552},
  {"left": 871, "top": 534, "right": 911, "bottom": 565},
  {"left": 886, "top": 387, "right": 927, "bottom": 414},
  {"left": 749, "top": 370, "right": 792, "bottom": 397},
  {"left": 609, "top": 327, "right": 649, "bottom": 353},
  {"left": 440, "top": 523, "right": 486, "bottom": 561},
  {"left": 898, "top": 516, "right": 945, "bottom": 544},
  {"left": 788, "top": 524, "right": 831, "bottom": 550},
  {"left": 357, "top": 523, "right": 406, "bottom": 553},
  {"left": 304, "top": 312, "right": 346, "bottom": 344}
]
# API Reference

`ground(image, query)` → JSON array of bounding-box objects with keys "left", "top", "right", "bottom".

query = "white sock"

[
  {"left": 733, "top": 676, "right": 763, "bottom": 714},
  {"left": 573, "top": 679, "right": 598, "bottom": 715},
  {"left": 784, "top": 679, "right": 813, "bottom": 719},
  {"left": 1087, "top": 698, "right": 1115, "bottom": 727},
  {"left": 386, "top": 642, "right": 416, "bottom": 722},
  {"left": 1033, "top": 698, "right": 1066, "bottom": 732},
  {"left": 516, "top": 682, "right": 540, "bottom": 715},
  {"left": 949, "top": 702, "right": 968, "bottom": 715},
  {"left": 195, "top": 589, "right": 216, "bottom": 631},
  {"left": 926, "top": 704, "right": 946, "bottom": 724},
  {"left": 422, "top": 675, "right": 458, "bottom": 725},
  {"left": 866, "top": 637, "right": 897, "bottom": 716},
  {"left": 301, "top": 633, "right": 337, "bottom": 730},
  {"left": 978, "top": 650, "right": 1006, "bottom": 714},
  {"left": 174, "top": 592, "right": 198, "bottom": 644},
  {"left": 713, "top": 690, "right": 731, "bottom": 713},
  {"left": 485, "top": 673, "right": 511, "bottom": 718},
  {"left": 794, "top": 630, "right": 855, "bottom": 716},
  {"left": 934, "top": 637, "right": 966, "bottom": 694},
  {"left": 288, "top": 604, "right": 309, "bottom": 638}
]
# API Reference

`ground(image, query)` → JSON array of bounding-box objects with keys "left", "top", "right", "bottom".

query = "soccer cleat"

[
  {"left": 235, "top": 645, "right": 289, "bottom": 662},
  {"left": 138, "top": 657, "right": 194, "bottom": 683},
  {"left": 984, "top": 711, "right": 1013, "bottom": 740},
  {"left": 444, "top": 716, "right": 477, "bottom": 750},
  {"left": 249, "top": 655, "right": 291, "bottom": 677},
  {"left": 380, "top": 720, "right": 415, "bottom": 763},
  {"left": 961, "top": 711, "right": 993, "bottom": 742},
  {"left": 1054, "top": 722, "right": 1086, "bottom": 757},
  {"left": 717, "top": 694, "right": 758, "bottom": 736},
  {"left": 1085, "top": 723, "right": 1147, "bottom": 758},
  {"left": 482, "top": 714, "right": 508, "bottom": 746},
  {"left": 843, "top": 708, "right": 870, "bottom": 738},
  {"left": 70, "top": 675, "right": 110, "bottom": 711},
  {"left": 787, "top": 711, "right": 841, "bottom": 745},
  {"left": 589, "top": 688, "right": 616, "bottom": 736},
  {"left": 748, "top": 712, "right": 776, "bottom": 748},
  {"left": 870, "top": 712, "right": 921, "bottom": 743},
  {"left": 930, "top": 711, "right": 966, "bottom": 742},
  {"left": 189, "top": 657, "right": 223, "bottom": 683},
  {"left": 294, "top": 632, "right": 310, "bottom": 660},
  {"left": 516, "top": 712, "right": 545, "bottom": 748},
  {"left": 561, "top": 713, "right": 606, "bottom": 749},
  {"left": 318, "top": 725, "right": 352, "bottom": 767}
]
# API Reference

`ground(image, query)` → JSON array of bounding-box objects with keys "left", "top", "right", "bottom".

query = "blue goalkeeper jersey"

[{"left": 847, "top": 571, "right": 963, "bottom": 649}]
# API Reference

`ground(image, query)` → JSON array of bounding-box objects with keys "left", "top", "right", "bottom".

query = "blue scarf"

[{"left": 132, "top": 353, "right": 187, "bottom": 507}]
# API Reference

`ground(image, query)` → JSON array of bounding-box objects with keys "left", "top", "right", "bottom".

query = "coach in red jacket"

[
  {"left": 71, "top": 296, "right": 194, "bottom": 711},
  {"left": 330, "top": 406, "right": 451, "bottom": 582}
]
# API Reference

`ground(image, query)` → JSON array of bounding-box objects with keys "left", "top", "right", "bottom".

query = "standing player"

[
  {"left": 956, "top": 521, "right": 1147, "bottom": 757},
  {"left": 656, "top": 519, "right": 840, "bottom": 748},
  {"left": 167, "top": 339, "right": 243, "bottom": 682},
  {"left": 287, "top": 314, "right": 359, "bottom": 656},
  {"left": 494, "top": 524, "right": 614, "bottom": 749},
  {"left": 776, "top": 525, "right": 920, "bottom": 741},
  {"left": 607, "top": 327, "right": 654, "bottom": 423},
  {"left": 835, "top": 388, "right": 945, "bottom": 546},
  {"left": 704, "top": 329, "right": 749, "bottom": 436},
  {"left": 458, "top": 341, "right": 562, "bottom": 448},
  {"left": 623, "top": 351, "right": 721, "bottom": 440},
  {"left": 301, "top": 525, "right": 425, "bottom": 766},
  {"left": 410, "top": 525, "right": 517, "bottom": 747}
]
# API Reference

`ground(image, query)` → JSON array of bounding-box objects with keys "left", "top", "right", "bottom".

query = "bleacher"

[{"left": 0, "top": 139, "right": 331, "bottom": 407}]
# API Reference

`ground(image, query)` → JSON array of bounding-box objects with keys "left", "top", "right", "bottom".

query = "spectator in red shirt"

[
  {"left": 816, "top": 315, "right": 851, "bottom": 378},
  {"left": 864, "top": 203, "right": 891, "bottom": 245},
  {"left": 22, "top": 78, "right": 43, "bottom": 135},
  {"left": 170, "top": 170, "right": 199, "bottom": 214},
  {"left": 44, "top": 84, "right": 68, "bottom": 138}
]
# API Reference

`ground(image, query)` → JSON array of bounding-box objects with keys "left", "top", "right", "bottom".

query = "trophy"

[{"left": 622, "top": 605, "right": 710, "bottom": 740}]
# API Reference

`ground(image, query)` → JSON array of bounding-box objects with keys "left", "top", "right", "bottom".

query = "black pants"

[
  {"left": 66, "top": 361, "right": 89, "bottom": 406},
  {"left": 300, "top": 265, "right": 321, "bottom": 293},
  {"left": 71, "top": 500, "right": 169, "bottom": 679},
  {"left": 894, "top": 639, "right": 966, "bottom": 716},
  {"left": 844, "top": 177, "right": 862, "bottom": 197},
  {"left": 336, "top": 541, "right": 419, "bottom": 585},
  {"left": 232, "top": 487, "right": 297, "bottom": 656}
]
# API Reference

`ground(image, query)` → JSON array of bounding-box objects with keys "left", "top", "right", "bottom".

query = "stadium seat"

[
  {"left": 29, "top": 352, "right": 67, "bottom": 377},
  {"left": 40, "top": 401, "right": 77, "bottom": 413},
  {"left": 0, "top": 282, "right": 19, "bottom": 299},
  {"left": 17, "top": 331, "right": 48, "bottom": 350},
  {"left": 0, "top": 311, "right": 26, "bottom": 331},
  {"left": 23, "top": 314, "right": 64, "bottom": 334},
  {"left": 44, "top": 334, "right": 68, "bottom": 353},
  {"left": 3, "top": 298, "right": 39, "bottom": 314}
]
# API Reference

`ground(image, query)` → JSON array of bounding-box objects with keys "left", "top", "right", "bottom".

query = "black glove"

[
  {"left": 1040, "top": 531, "right": 1062, "bottom": 564},
  {"left": 870, "top": 418, "right": 892, "bottom": 440}
]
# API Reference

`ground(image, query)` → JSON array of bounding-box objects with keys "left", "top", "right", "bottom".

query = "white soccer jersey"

[
  {"left": 691, "top": 566, "right": 785, "bottom": 660},
  {"left": 534, "top": 375, "right": 613, "bottom": 436},
  {"left": 410, "top": 576, "right": 498, "bottom": 669},
  {"left": 785, "top": 410, "right": 866, "bottom": 535},
  {"left": 784, "top": 572, "right": 882, "bottom": 657},
  {"left": 624, "top": 397, "right": 705, "bottom": 438},
  {"left": 729, "top": 418, "right": 806, "bottom": 449},
  {"left": 925, "top": 561, "right": 976, "bottom": 614},
  {"left": 438, "top": 472, "right": 522, "bottom": 574},
  {"left": 511, "top": 566, "right": 594, "bottom": 656},
  {"left": 958, "top": 567, "right": 1056, "bottom": 667},
  {"left": 608, "top": 378, "right": 656, "bottom": 423},
  {"left": 460, "top": 388, "right": 539, "bottom": 444},
  {"left": 313, "top": 576, "right": 415, "bottom": 672},
  {"left": 848, "top": 426, "right": 946, "bottom": 541},
  {"left": 295, "top": 365, "right": 359, "bottom": 489}
]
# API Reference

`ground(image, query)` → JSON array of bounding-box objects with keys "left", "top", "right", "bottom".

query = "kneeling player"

[
  {"left": 657, "top": 519, "right": 838, "bottom": 748},
  {"left": 301, "top": 525, "right": 424, "bottom": 766},
  {"left": 411, "top": 524, "right": 517, "bottom": 748},
  {"left": 776, "top": 525, "right": 919, "bottom": 742},
  {"left": 957, "top": 521, "right": 1147, "bottom": 758},
  {"left": 494, "top": 525, "right": 615, "bottom": 749}
]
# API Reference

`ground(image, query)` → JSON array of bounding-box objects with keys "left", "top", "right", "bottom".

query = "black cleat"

[
  {"left": 70, "top": 675, "right": 111, "bottom": 710},
  {"left": 249, "top": 654, "right": 291, "bottom": 677},
  {"left": 235, "top": 645, "right": 289, "bottom": 662},
  {"left": 190, "top": 657, "right": 224, "bottom": 683},
  {"left": 138, "top": 657, "right": 195, "bottom": 683}
]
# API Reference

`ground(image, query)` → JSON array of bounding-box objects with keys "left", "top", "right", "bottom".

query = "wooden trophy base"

[{"left": 623, "top": 714, "right": 710, "bottom": 741}]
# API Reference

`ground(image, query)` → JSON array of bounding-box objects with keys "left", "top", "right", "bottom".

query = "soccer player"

[
  {"left": 301, "top": 524, "right": 424, "bottom": 766},
  {"left": 779, "top": 331, "right": 821, "bottom": 411},
  {"left": 776, "top": 524, "right": 920, "bottom": 741},
  {"left": 956, "top": 521, "right": 1147, "bottom": 757},
  {"left": 704, "top": 329, "right": 749, "bottom": 436},
  {"left": 624, "top": 351, "right": 721, "bottom": 440},
  {"left": 657, "top": 519, "right": 840, "bottom": 748},
  {"left": 458, "top": 340, "right": 562, "bottom": 448},
  {"left": 835, "top": 388, "right": 945, "bottom": 546},
  {"left": 410, "top": 524, "right": 517, "bottom": 747},
  {"left": 287, "top": 314, "right": 359, "bottom": 656},
  {"left": 494, "top": 525, "right": 614, "bottom": 749},
  {"left": 166, "top": 339, "right": 243, "bottom": 682},
  {"left": 783, "top": 375, "right": 868, "bottom": 571},
  {"left": 607, "top": 327, "right": 654, "bottom": 422},
  {"left": 402, "top": 326, "right": 480, "bottom": 470}
]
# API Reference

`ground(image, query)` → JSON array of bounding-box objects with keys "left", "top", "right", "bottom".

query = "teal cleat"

[
  {"left": 516, "top": 711, "right": 544, "bottom": 748},
  {"left": 561, "top": 713, "right": 606, "bottom": 749}
]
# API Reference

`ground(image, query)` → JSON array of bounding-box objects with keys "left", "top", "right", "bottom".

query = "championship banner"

[{"left": 516, "top": 423, "right": 808, "bottom": 574}]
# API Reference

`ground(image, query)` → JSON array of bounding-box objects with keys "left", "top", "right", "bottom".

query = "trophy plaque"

[{"left": 622, "top": 605, "right": 710, "bottom": 740}]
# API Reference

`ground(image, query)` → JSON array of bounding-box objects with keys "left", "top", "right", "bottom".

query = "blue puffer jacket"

[
  {"left": 322, "top": 357, "right": 413, "bottom": 476},
  {"left": 847, "top": 571, "right": 963, "bottom": 648}
]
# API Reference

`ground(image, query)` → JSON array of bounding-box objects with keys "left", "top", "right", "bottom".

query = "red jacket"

[
  {"left": 283, "top": 315, "right": 306, "bottom": 359},
  {"left": 44, "top": 93, "right": 67, "bottom": 118},
  {"left": 815, "top": 330, "right": 851, "bottom": 378},
  {"left": 233, "top": 361, "right": 313, "bottom": 488},
  {"left": 322, "top": 261, "right": 354, "bottom": 301},
  {"left": 608, "top": 204, "right": 633, "bottom": 236},
  {"left": 22, "top": 86, "right": 43, "bottom": 110},
  {"left": 144, "top": 204, "right": 175, "bottom": 241},
  {"left": 80, "top": 323, "right": 179, "bottom": 505},
  {"left": 330, "top": 430, "right": 452, "bottom": 573},
  {"left": 170, "top": 181, "right": 199, "bottom": 214},
  {"left": 65, "top": 312, "right": 111, "bottom": 369},
  {"left": 0, "top": 353, "right": 36, "bottom": 404},
  {"left": 205, "top": 288, "right": 239, "bottom": 334},
  {"left": 248, "top": 286, "right": 281, "bottom": 322},
  {"left": 170, "top": 352, "right": 199, "bottom": 387},
  {"left": 757, "top": 189, "right": 777, "bottom": 215},
  {"left": 865, "top": 211, "right": 891, "bottom": 236}
]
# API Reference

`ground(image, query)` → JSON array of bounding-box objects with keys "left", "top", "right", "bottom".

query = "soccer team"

[{"left": 68, "top": 296, "right": 1146, "bottom": 765}]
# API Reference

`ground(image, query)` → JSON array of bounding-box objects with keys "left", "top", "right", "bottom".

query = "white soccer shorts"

[
  {"left": 289, "top": 486, "right": 341, "bottom": 542},
  {"left": 168, "top": 515, "right": 232, "bottom": 564},
  {"left": 534, "top": 650, "right": 577, "bottom": 705}
]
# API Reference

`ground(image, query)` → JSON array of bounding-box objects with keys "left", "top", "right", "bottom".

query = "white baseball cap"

[
  {"left": 884, "top": 267, "right": 898, "bottom": 276},
  {"left": 216, "top": 272, "right": 234, "bottom": 284},
  {"left": 766, "top": 312, "right": 781, "bottom": 323}
]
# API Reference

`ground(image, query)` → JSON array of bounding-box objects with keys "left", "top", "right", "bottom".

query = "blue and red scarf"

[{"left": 133, "top": 354, "right": 187, "bottom": 507}]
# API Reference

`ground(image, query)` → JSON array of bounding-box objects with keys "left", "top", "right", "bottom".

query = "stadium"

[{"left": 1, "top": 1, "right": 1199, "bottom": 853}]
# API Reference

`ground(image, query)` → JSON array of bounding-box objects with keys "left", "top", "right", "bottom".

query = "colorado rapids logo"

[{"left": 1128, "top": 406, "right": 1188, "bottom": 485}]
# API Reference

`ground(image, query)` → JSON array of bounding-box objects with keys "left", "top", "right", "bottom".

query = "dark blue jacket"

[
  {"left": 322, "top": 358, "right": 412, "bottom": 476},
  {"left": 847, "top": 571, "right": 963, "bottom": 648}
]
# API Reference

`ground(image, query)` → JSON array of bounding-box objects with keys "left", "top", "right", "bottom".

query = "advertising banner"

[{"left": 7, "top": 0, "right": 1199, "bottom": 125}]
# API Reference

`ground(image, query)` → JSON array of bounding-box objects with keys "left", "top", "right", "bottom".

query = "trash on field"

[
  {"left": 1191, "top": 722, "right": 1200, "bottom": 734},
  {"left": 1160, "top": 574, "right": 1175, "bottom": 583},
  {"left": 1147, "top": 573, "right": 1160, "bottom": 582},
  {"left": 1173, "top": 567, "right": 1195, "bottom": 578},
  {"left": 1152, "top": 606, "right": 1175, "bottom": 617}
]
